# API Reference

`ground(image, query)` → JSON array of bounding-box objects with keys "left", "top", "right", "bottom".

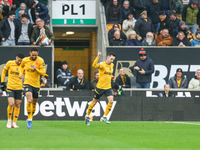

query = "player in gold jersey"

[
  {"left": 85, "top": 50, "right": 116, "bottom": 125},
  {"left": 1, "top": 53, "right": 25, "bottom": 128},
  {"left": 19, "top": 48, "right": 47, "bottom": 129}
]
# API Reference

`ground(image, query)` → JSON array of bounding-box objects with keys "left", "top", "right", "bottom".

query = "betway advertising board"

[
  {"left": 107, "top": 47, "right": 200, "bottom": 88},
  {"left": 52, "top": 1, "right": 96, "bottom": 25}
]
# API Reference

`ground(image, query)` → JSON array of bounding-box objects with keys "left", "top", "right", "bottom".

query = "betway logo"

[{"left": 24, "top": 97, "right": 117, "bottom": 120}]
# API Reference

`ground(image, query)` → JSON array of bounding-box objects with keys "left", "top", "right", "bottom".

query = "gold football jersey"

[
  {"left": 92, "top": 57, "right": 114, "bottom": 90},
  {"left": 20, "top": 56, "right": 46, "bottom": 88},
  {"left": 1, "top": 60, "right": 22, "bottom": 90}
]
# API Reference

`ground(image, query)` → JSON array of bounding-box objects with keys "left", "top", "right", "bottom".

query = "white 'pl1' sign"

[{"left": 52, "top": 1, "right": 96, "bottom": 25}]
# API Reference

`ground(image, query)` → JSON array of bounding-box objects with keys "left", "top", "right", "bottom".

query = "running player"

[
  {"left": 85, "top": 50, "right": 116, "bottom": 125},
  {"left": 19, "top": 47, "right": 47, "bottom": 129},
  {"left": 1, "top": 53, "right": 25, "bottom": 128}
]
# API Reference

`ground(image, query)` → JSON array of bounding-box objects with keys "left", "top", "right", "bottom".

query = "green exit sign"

[{"left": 52, "top": 19, "right": 96, "bottom": 25}]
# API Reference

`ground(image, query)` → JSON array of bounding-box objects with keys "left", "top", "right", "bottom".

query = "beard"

[{"left": 146, "top": 38, "right": 153, "bottom": 45}]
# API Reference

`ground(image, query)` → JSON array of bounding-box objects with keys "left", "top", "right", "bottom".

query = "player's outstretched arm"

[{"left": 92, "top": 50, "right": 102, "bottom": 68}]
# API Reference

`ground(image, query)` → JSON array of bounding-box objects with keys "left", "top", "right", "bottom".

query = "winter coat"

[
  {"left": 173, "top": 0, "right": 183, "bottom": 15},
  {"left": 142, "top": 38, "right": 156, "bottom": 46},
  {"left": 135, "top": 16, "right": 152, "bottom": 38},
  {"left": 160, "top": 0, "right": 175, "bottom": 10},
  {"left": 168, "top": 75, "right": 188, "bottom": 88},
  {"left": 134, "top": 0, "right": 150, "bottom": 19},
  {"left": 172, "top": 37, "right": 191, "bottom": 46},
  {"left": 56, "top": 68, "right": 74, "bottom": 88},
  {"left": 188, "top": 76, "right": 200, "bottom": 89},
  {"left": 125, "top": 37, "right": 141, "bottom": 46},
  {"left": 166, "top": 17, "right": 180, "bottom": 39},
  {"left": 182, "top": 4, "right": 200, "bottom": 25},
  {"left": 15, "top": 7, "right": 28, "bottom": 19},
  {"left": 158, "top": 15, "right": 169, "bottom": 34},
  {"left": 146, "top": 1, "right": 161, "bottom": 24},
  {"left": 156, "top": 34, "right": 173, "bottom": 46},
  {"left": 35, "top": 1, "right": 50, "bottom": 22},
  {"left": 31, "top": 25, "right": 54, "bottom": 44},
  {"left": 67, "top": 76, "right": 90, "bottom": 90},
  {"left": 0, "top": 17, "right": 16, "bottom": 41},
  {"left": 109, "top": 38, "right": 126, "bottom": 46},
  {"left": 122, "top": 17, "right": 137, "bottom": 37},
  {"left": 90, "top": 79, "right": 98, "bottom": 90},
  {"left": 115, "top": 74, "right": 131, "bottom": 88},
  {"left": 130, "top": 55, "right": 154, "bottom": 83},
  {"left": 106, "top": 4, "right": 122, "bottom": 24},
  {"left": 121, "top": 6, "right": 135, "bottom": 23},
  {"left": 108, "top": 28, "right": 127, "bottom": 40},
  {"left": 15, "top": 22, "right": 33, "bottom": 43},
  {"left": 191, "top": 38, "right": 200, "bottom": 46}
]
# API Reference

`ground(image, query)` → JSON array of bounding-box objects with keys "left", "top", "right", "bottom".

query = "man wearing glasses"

[{"left": 130, "top": 48, "right": 154, "bottom": 88}]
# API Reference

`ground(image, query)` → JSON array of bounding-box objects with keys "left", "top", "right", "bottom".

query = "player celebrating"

[
  {"left": 1, "top": 53, "right": 25, "bottom": 128},
  {"left": 85, "top": 50, "right": 116, "bottom": 125},
  {"left": 19, "top": 48, "right": 47, "bottom": 129}
]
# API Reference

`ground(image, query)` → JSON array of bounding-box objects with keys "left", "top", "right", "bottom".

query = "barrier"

[{"left": 0, "top": 89, "right": 200, "bottom": 121}]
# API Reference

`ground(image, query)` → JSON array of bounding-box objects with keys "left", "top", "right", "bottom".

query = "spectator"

[
  {"left": 166, "top": 11, "right": 180, "bottom": 39},
  {"left": 15, "top": 3, "right": 27, "bottom": 19},
  {"left": 15, "top": 10, "right": 24, "bottom": 26},
  {"left": 160, "top": 0, "right": 175, "bottom": 16},
  {"left": 182, "top": 1, "right": 200, "bottom": 34},
  {"left": 28, "top": 0, "right": 50, "bottom": 24},
  {"left": 115, "top": 68, "right": 131, "bottom": 88},
  {"left": 168, "top": 68, "right": 188, "bottom": 88},
  {"left": 158, "top": 84, "right": 174, "bottom": 97},
  {"left": 90, "top": 70, "right": 99, "bottom": 90},
  {"left": 16, "top": 14, "right": 33, "bottom": 45},
  {"left": 121, "top": 0, "right": 135, "bottom": 23},
  {"left": 158, "top": 11, "right": 169, "bottom": 34},
  {"left": 173, "top": 0, "right": 183, "bottom": 15},
  {"left": 130, "top": 48, "right": 154, "bottom": 88},
  {"left": 172, "top": 31, "right": 191, "bottom": 46},
  {"left": 135, "top": 10, "right": 152, "bottom": 39},
  {"left": 109, "top": 30, "right": 126, "bottom": 46},
  {"left": 191, "top": 31, "right": 200, "bottom": 46},
  {"left": 0, "top": 0, "right": 11, "bottom": 13},
  {"left": 134, "top": 0, "right": 149, "bottom": 19},
  {"left": 125, "top": 30, "right": 142, "bottom": 46},
  {"left": 187, "top": 32, "right": 194, "bottom": 41},
  {"left": 67, "top": 69, "right": 90, "bottom": 91},
  {"left": 56, "top": 61, "right": 73, "bottom": 89},
  {"left": 122, "top": 12, "right": 137, "bottom": 37},
  {"left": 13, "top": 0, "right": 29, "bottom": 9},
  {"left": 146, "top": 0, "right": 161, "bottom": 34},
  {"left": 31, "top": 19, "right": 54, "bottom": 45},
  {"left": 35, "top": 28, "right": 49, "bottom": 46},
  {"left": 142, "top": 32, "right": 156, "bottom": 46},
  {"left": 156, "top": 29, "right": 173, "bottom": 46},
  {"left": 0, "top": 5, "right": 9, "bottom": 20},
  {"left": 178, "top": 21, "right": 192, "bottom": 37},
  {"left": 189, "top": 0, "right": 200, "bottom": 8},
  {"left": 0, "top": 11, "right": 16, "bottom": 46},
  {"left": 108, "top": 23, "right": 127, "bottom": 40},
  {"left": 106, "top": 0, "right": 122, "bottom": 24},
  {"left": 188, "top": 69, "right": 200, "bottom": 89},
  {"left": 40, "top": 76, "right": 51, "bottom": 88}
]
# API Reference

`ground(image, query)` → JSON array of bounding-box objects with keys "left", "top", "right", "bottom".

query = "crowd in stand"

[
  {"left": 102, "top": 0, "right": 200, "bottom": 47},
  {"left": 0, "top": 0, "right": 54, "bottom": 46}
]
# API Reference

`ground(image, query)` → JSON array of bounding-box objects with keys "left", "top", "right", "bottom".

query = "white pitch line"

[{"left": 165, "top": 121, "right": 200, "bottom": 125}]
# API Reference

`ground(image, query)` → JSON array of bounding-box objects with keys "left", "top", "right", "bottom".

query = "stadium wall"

[
  {"left": 0, "top": 90, "right": 200, "bottom": 121},
  {"left": 107, "top": 46, "right": 200, "bottom": 88}
]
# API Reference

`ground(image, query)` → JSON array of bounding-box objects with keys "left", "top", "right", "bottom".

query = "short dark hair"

[
  {"left": 94, "top": 70, "right": 99, "bottom": 75},
  {"left": 17, "top": 53, "right": 25, "bottom": 59},
  {"left": 8, "top": 11, "right": 15, "bottom": 16},
  {"left": 30, "top": 47, "right": 39, "bottom": 52},
  {"left": 107, "top": 52, "right": 116, "bottom": 57},
  {"left": 192, "top": 1, "right": 199, "bottom": 6},
  {"left": 21, "top": 14, "right": 28, "bottom": 19},
  {"left": 29, "top": 0, "right": 35, "bottom": 8}
]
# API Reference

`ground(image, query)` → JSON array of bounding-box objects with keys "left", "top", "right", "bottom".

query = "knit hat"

[
  {"left": 139, "top": 48, "right": 146, "bottom": 55},
  {"left": 61, "top": 61, "right": 68, "bottom": 65},
  {"left": 159, "top": 11, "right": 165, "bottom": 16},
  {"left": 176, "top": 68, "right": 182, "bottom": 73},
  {"left": 179, "top": 21, "right": 185, "bottom": 27},
  {"left": 140, "top": 10, "right": 147, "bottom": 16},
  {"left": 196, "top": 31, "right": 200, "bottom": 36},
  {"left": 127, "top": 11, "right": 134, "bottom": 19},
  {"left": 169, "top": 11, "right": 176, "bottom": 16}
]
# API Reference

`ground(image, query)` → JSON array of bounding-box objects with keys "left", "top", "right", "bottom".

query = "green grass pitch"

[{"left": 0, "top": 120, "right": 200, "bottom": 150}]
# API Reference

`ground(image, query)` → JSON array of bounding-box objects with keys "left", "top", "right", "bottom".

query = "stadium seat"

[
  {"left": 192, "top": 34, "right": 196, "bottom": 39},
  {"left": 176, "top": 14, "right": 182, "bottom": 21},
  {"left": 130, "top": 76, "right": 136, "bottom": 88}
]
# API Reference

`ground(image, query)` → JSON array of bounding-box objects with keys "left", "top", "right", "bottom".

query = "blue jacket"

[
  {"left": 35, "top": 2, "right": 50, "bottom": 22},
  {"left": 15, "top": 7, "right": 28, "bottom": 19},
  {"left": 191, "top": 39, "right": 200, "bottom": 47},
  {"left": 130, "top": 55, "right": 154, "bottom": 83},
  {"left": 146, "top": 1, "right": 161, "bottom": 24},
  {"left": 125, "top": 37, "right": 141, "bottom": 46}
]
